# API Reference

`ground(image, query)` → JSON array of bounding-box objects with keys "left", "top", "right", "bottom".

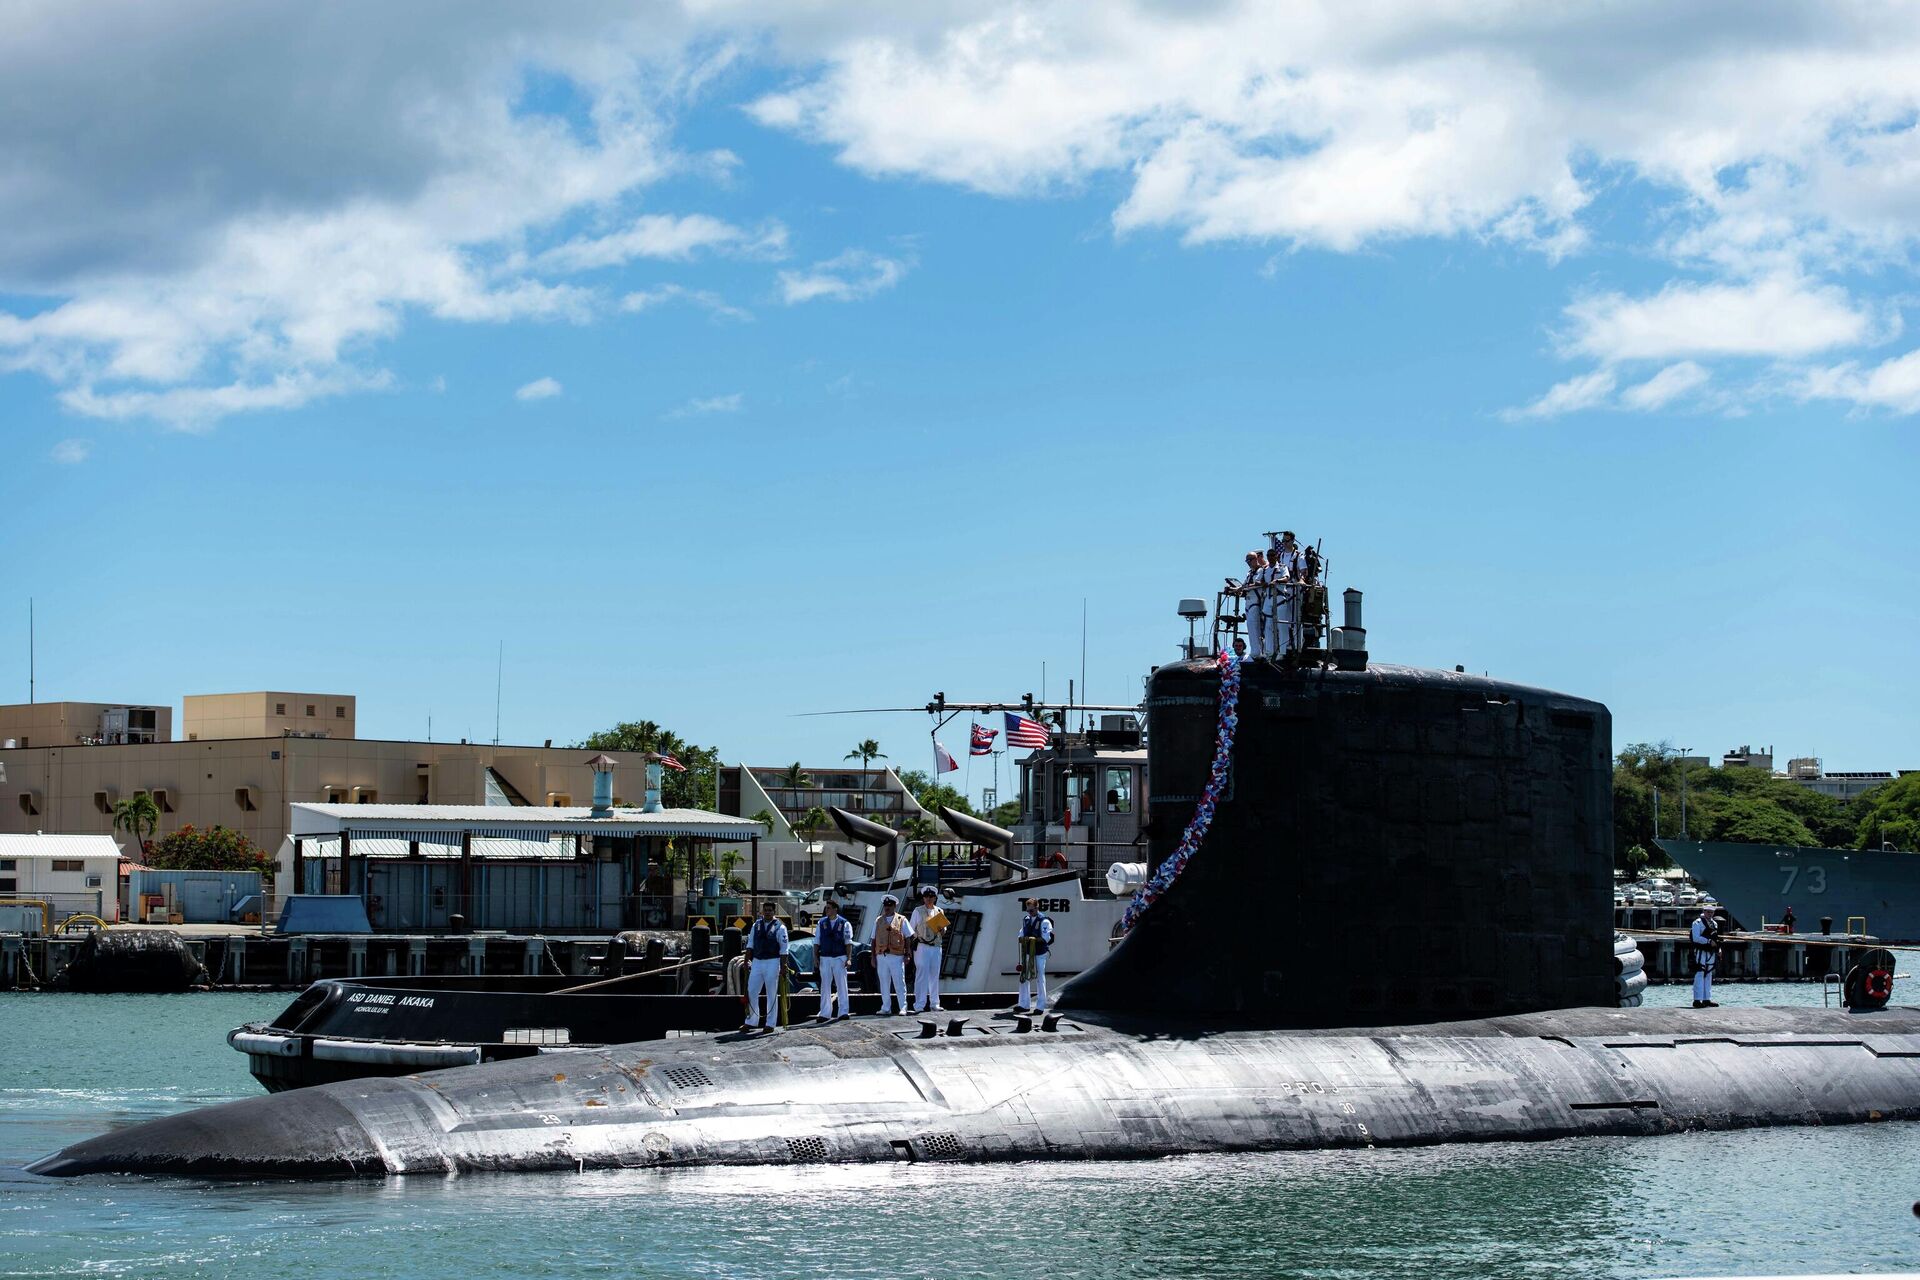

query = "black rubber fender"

[{"left": 1844, "top": 948, "right": 1897, "bottom": 1011}]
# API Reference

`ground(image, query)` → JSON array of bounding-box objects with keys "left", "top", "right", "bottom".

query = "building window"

[
  {"left": 335, "top": 706, "right": 346, "bottom": 719},
  {"left": 0, "top": 859, "right": 14, "bottom": 871},
  {"left": 51, "top": 859, "right": 84, "bottom": 872},
  {"left": 306, "top": 705, "right": 316, "bottom": 717},
  {"left": 326, "top": 789, "right": 347, "bottom": 804},
  {"left": 85, "top": 875, "right": 103, "bottom": 888},
  {"left": 0, "top": 878, "right": 14, "bottom": 894},
  {"left": 276, "top": 703, "right": 286, "bottom": 715}
]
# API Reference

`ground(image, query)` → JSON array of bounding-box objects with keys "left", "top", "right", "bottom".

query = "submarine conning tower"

[{"left": 1059, "top": 656, "right": 1616, "bottom": 1026}]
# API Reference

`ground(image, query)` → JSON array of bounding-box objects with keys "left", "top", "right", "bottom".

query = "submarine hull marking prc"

[{"left": 29, "top": 1006, "right": 1920, "bottom": 1178}]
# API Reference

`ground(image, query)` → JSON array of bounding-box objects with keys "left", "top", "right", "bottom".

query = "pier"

[{"left": 2, "top": 925, "right": 645, "bottom": 991}]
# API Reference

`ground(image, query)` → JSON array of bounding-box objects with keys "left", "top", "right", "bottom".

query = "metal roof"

[
  {"left": 288, "top": 803, "right": 763, "bottom": 841},
  {"left": 0, "top": 833, "right": 125, "bottom": 860}
]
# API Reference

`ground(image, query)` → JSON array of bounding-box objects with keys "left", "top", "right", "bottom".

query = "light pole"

[{"left": 1677, "top": 746, "right": 1691, "bottom": 840}]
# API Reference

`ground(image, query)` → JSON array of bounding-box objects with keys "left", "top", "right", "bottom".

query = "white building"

[{"left": 0, "top": 833, "right": 124, "bottom": 922}]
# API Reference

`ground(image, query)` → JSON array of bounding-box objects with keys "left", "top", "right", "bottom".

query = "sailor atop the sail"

[
  {"left": 1016, "top": 897, "right": 1055, "bottom": 1014},
  {"left": 870, "top": 894, "right": 911, "bottom": 1015},
  {"left": 742, "top": 900, "right": 789, "bottom": 1031},
  {"left": 1233, "top": 550, "right": 1269, "bottom": 660},
  {"left": 1689, "top": 905, "right": 1720, "bottom": 1008},
  {"left": 1268, "top": 530, "right": 1301, "bottom": 580},
  {"left": 814, "top": 898, "right": 852, "bottom": 1021}
]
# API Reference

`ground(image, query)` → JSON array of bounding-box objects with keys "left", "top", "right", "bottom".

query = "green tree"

[
  {"left": 1855, "top": 773, "right": 1920, "bottom": 851},
  {"left": 718, "top": 848, "right": 748, "bottom": 894},
  {"left": 575, "top": 720, "right": 722, "bottom": 809},
  {"left": 1705, "top": 797, "right": 1817, "bottom": 847},
  {"left": 900, "top": 814, "right": 937, "bottom": 844},
  {"left": 791, "top": 804, "right": 830, "bottom": 852},
  {"left": 845, "top": 739, "right": 887, "bottom": 774},
  {"left": 897, "top": 769, "right": 975, "bottom": 818},
  {"left": 111, "top": 792, "right": 161, "bottom": 854},
  {"left": 748, "top": 808, "right": 780, "bottom": 836},
  {"left": 988, "top": 798, "right": 1023, "bottom": 827},
  {"left": 780, "top": 762, "right": 812, "bottom": 789},
  {"left": 145, "top": 825, "right": 271, "bottom": 874}
]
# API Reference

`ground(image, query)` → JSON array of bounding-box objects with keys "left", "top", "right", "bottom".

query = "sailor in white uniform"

[
  {"left": 742, "top": 901, "right": 789, "bottom": 1031},
  {"left": 813, "top": 898, "right": 852, "bottom": 1021},
  {"left": 1267, "top": 531, "right": 1301, "bottom": 655},
  {"left": 908, "top": 887, "right": 948, "bottom": 1013},
  {"left": 1236, "top": 550, "right": 1268, "bottom": 660},
  {"left": 1689, "top": 905, "right": 1719, "bottom": 1008},
  {"left": 1016, "top": 897, "right": 1055, "bottom": 1014}
]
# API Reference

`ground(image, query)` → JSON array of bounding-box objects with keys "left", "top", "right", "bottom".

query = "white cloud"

[
  {"left": 1802, "top": 348, "right": 1920, "bottom": 415},
  {"left": 1619, "top": 361, "right": 1711, "bottom": 411},
  {"left": 1500, "top": 369, "right": 1616, "bottom": 422},
  {"left": 665, "top": 391, "right": 744, "bottom": 418},
  {"left": 50, "top": 438, "right": 91, "bottom": 464},
  {"left": 619, "top": 284, "right": 752, "bottom": 322},
  {"left": 537, "top": 214, "right": 786, "bottom": 272},
  {"left": 778, "top": 249, "right": 911, "bottom": 304},
  {"left": 1563, "top": 276, "right": 1880, "bottom": 363},
  {"left": 515, "top": 376, "right": 563, "bottom": 401}
]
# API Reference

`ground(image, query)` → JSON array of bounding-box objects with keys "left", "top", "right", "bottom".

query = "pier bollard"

[{"left": 287, "top": 938, "right": 309, "bottom": 985}]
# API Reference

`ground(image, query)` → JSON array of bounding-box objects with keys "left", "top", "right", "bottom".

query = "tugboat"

[{"left": 35, "top": 542, "right": 1920, "bottom": 1180}]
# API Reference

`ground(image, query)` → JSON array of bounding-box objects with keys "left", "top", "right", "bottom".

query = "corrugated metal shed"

[{"left": 0, "top": 833, "right": 124, "bottom": 860}]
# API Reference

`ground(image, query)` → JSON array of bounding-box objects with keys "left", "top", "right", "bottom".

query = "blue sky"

[{"left": 2, "top": 4, "right": 1917, "bottom": 786}]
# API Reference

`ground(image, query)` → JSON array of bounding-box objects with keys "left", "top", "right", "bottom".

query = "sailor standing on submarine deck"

[
  {"left": 1690, "top": 904, "right": 1720, "bottom": 1008},
  {"left": 1016, "top": 897, "right": 1055, "bottom": 1014},
  {"left": 814, "top": 898, "right": 853, "bottom": 1021},
  {"left": 742, "top": 900, "right": 789, "bottom": 1031},
  {"left": 870, "top": 893, "right": 911, "bottom": 1015},
  {"left": 908, "top": 887, "right": 949, "bottom": 1013}
]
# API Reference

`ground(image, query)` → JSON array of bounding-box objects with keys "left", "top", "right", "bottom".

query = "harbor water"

[{"left": 3, "top": 985, "right": 1918, "bottom": 1279}]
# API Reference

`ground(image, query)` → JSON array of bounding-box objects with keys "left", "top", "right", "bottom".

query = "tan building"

[
  {"left": 0, "top": 732, "right": 658, "bottom": 883},
  {"left": 0, "top": 700, "right": 170, "bottom": 748},
  {"left": 182, "top": 691, "right": 356, "bottom": 741}
]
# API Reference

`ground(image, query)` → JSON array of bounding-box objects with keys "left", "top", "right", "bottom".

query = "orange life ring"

[
  {"left": 1865, "top": 968, "right": 1894, "bottom": 1001},
  {"left": 1042, "top": 851, "right": 1068, "bottom": 870}
]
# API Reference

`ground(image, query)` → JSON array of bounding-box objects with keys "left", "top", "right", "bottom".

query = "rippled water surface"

[{"left": 3, "top": 986, "right": 1918, "bottom": 1278}]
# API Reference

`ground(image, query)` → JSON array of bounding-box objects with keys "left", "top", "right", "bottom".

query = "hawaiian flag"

[
  {"left": 969, "top": 722, "right": 998, "bottom": 756},
  {"left": 657, "top": 753, "right": 687, "bottom": 772},
  {"left": 933, "top": 738, "right": 961, "bottom": 774},
  {"left": 1004, "top": 711, "right": 1050, "bottom": 748}
]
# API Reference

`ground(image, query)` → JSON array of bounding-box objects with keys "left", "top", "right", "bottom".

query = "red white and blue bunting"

[{"left": 1121, "top": 650, "right": 1242, "bottom": 933}]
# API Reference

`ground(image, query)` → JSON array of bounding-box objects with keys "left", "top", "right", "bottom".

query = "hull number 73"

[{"left": 1780, "top": 865, "right": 1827, "bottom": 895}]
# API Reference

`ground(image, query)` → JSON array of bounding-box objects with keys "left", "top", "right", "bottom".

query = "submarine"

[{"left": 30, "top": 587, "right": 1920, "bottom": 1178}]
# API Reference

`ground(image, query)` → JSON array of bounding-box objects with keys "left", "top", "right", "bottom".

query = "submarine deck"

[{"left": 29, "top": 1003, "right": 1920, "bottom": 1179}]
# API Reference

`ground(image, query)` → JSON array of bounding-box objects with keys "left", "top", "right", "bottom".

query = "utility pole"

[{"left": 1677, "top": 746, "right": 1691, "bottom": 839}]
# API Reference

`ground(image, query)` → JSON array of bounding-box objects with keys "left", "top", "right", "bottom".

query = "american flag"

[
  {"left": 969, "top": 723, "right": 998, "bottom": 756},
  {"left": 657, "top": 752, "right": 686, "bottom": 772},
  {"left": 1004, "top": 711, "right": 1050, "bottom": 748}
]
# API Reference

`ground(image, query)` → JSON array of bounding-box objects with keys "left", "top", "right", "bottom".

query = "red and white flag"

[{"left": 933, "top": 738, "right": 960, "bottom": 774}]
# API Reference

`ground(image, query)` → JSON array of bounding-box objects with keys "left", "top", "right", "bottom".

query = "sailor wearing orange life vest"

[{"left": 870, "top": 894, "right": 911, "bottom": 1015}]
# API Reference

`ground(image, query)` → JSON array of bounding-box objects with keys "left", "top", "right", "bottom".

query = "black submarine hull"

[
  {"left": 30, "top": 1005, "right": 1920, "bottom": 1178},
  {"left": 31, "top": 659, "right": 1920, "bottom": 1179}
]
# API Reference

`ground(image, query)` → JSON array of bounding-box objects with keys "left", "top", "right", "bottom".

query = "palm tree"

[
  {"left": 718, "top": 849, "right": 747, "bottom": 894},
  {"left": 901, "top": 814, "right": 937, "bottom": 845},
  {"left": 845, "top": 739, "right": 887, "bottom": 777},
  {"left": 749, "top": 808, "right": 780, "bottom": 836},
  {"left": 781, "top": 762, "right": 813, "bottom": 789},
  {"left": 791, "top": 804, "right": 829, "bottom": 850},
  {"left": 112, "top": 793, "right": 161, "bottom": 854}
]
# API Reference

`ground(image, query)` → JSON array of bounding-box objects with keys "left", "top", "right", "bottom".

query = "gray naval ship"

[{"left": 30, "top": 585, "right": 1920, "bottom": 1178}]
